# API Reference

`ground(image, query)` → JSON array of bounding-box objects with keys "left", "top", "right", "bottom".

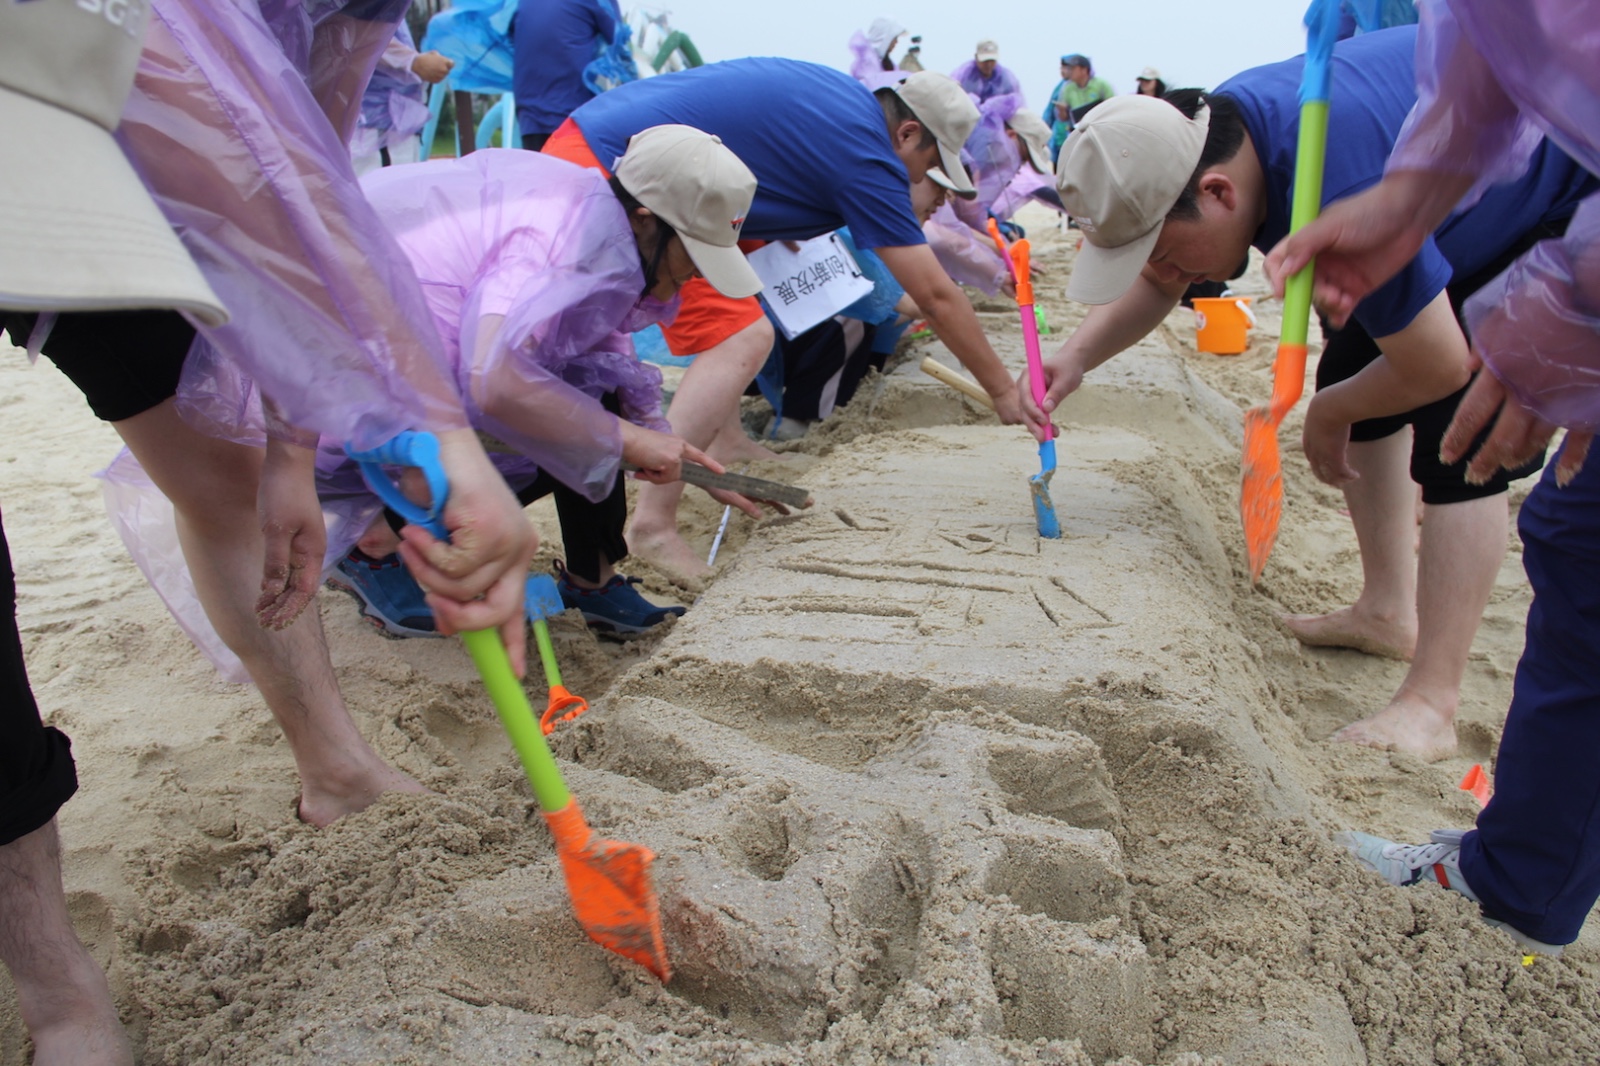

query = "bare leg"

[
  {"left": 629, "top": 318, "right": 774, "bottom": 587},
  {"left": 1333, "top": 494, "right": 1506, "bottom": 761},
  {"left": 115, "top": 402, "right": 424, "bottom": 826},
  {"left": 0, "top": 820, "right": 131, "bottom": 1066},
  {"left": 1284, "top": 431, "right": 1419, "bottom": 660}
]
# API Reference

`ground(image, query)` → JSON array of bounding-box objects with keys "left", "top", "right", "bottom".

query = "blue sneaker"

[
  {"left": 326, "top": 550, "right": 440, "bottom": 638},
  {"left": 555, "top": 562, "right": 685, "bottom": 635}
]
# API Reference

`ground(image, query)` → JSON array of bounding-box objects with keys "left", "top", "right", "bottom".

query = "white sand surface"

[{"left": 3, "top": 208, "right": 1598, "bottom": 1064}]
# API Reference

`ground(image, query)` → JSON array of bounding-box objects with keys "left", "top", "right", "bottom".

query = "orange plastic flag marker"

[{"left": 1459, "top": 763, "right": 1492, "bottom": 808}]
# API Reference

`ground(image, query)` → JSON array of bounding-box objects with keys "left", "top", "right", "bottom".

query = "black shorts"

[
  {"left": 2, "top": 309, "right": 195, "bottom": 423},
  {"left": 0, "top": 511, "right": 78, "bottom": 846},
  {"left": 1314, "top": 218, "right": 1569, "bottom": 506}
]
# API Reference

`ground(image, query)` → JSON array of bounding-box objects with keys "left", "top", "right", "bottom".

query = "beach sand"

[{"left": 4, "top": 206, "right": 1598, "bottom": 1064}]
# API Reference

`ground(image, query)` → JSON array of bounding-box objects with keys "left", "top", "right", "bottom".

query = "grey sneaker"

[{"left": 1338, "top": 829, "right": 1563, "bottom": 957}]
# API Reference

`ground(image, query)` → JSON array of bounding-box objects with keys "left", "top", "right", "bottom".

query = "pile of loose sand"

[{"left": 3, "top": 207, "right": 1597, "bottom": 1064}]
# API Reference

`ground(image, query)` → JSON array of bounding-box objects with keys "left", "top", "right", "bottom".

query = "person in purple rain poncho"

[
  {"left": 4, "top": 0, "right": 536, "bottom": 830},
  {"left": 932, "top": 94, "right": 1063, "bottom": 296},
  {"left": 1268, "top": 0, "right": 1600, "bottom": 956},
  {"left": 322, "top": 127, "right": 767, "bottom": 636},
  {"left": 950, "top": 40, "right": 1023, "bottom": 105},
  {"left": 848, "top": 18, "right": 909, "bottom": 92}
]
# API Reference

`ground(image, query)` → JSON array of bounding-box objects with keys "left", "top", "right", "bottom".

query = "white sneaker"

[{"left": 1338, "top": 829, "right": 1564, "bottom": 957}]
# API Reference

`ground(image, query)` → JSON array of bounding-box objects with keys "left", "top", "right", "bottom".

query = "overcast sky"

[{"left": 646, "top": 0, "right": 1313, "bottom": 107}]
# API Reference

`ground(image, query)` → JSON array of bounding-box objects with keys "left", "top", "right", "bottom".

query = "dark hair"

[
  {"left": 874, "top": 86, "right": 939, "bottom": 150},
  {"left": 610, "top": 174, "right": 677, "bottom": 295},
  {"left": 1160, "top": 89, "right": 1247, "bottom": 221}
]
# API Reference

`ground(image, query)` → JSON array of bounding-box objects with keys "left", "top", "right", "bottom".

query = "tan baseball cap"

[
  {"left": 614, "top": 125, "right": 762, "bottom": 299},
  {"left": 1138, "top": 66, "right": 1163, "bottom": 81},
  {"left": 0, "top": 0, "right": 226, "bottom": 324},
  {"left": 1006, "top": 110, "right": 1054, "bottom": 174},
  {"left": 1056, "top": 94, "right": 1209, "bottom": 304},
  {"left": 975, "top": 40, "right": 1000, "bottom": 62},
  {"left": 894, "top": 72, "right": 980, "bottom": 198}
]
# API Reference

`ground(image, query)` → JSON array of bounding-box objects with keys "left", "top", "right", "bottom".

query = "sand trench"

[{"left": 3, "top": 211, "right": 1600, "bottom": 1063}]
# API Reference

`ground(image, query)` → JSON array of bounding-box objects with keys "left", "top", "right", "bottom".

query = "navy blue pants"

[{"left": 1461, "top": 446, "right": 1600, "bottom": 945}]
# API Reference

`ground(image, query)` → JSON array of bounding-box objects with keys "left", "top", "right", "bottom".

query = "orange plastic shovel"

[
  {"left": 525, "top": 574, "right": 589, "bottom": 736},
  {"left": 348, "top": 432, "right": 669, "bottom": 980},
  {"left": 1240, "top": 0, "right": 1339, "bottom": 582}
]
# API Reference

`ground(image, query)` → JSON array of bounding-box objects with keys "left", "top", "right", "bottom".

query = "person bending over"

[
  {"left": 548, "top": 61, "right": 1025, "bottom": 586},
  {"left": 322, "top": 128, "right": 767, "bottom": 635},
  {"left": 1020, "top": 28, "right": 1593, "bottom": 762}
]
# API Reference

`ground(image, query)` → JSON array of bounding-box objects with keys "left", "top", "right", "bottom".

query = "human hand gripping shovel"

[
  {"left": 1240, "top": 0, "right": 1339, "bottom": 582},
  {"left": 347, "top": 431, "right": 670, "bottom": 980},
  {"left": 988, "top": 219, "right": 1062, "bottom": 538}
]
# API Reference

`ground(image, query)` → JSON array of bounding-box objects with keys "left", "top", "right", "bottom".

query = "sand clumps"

[{"left": 4, "top": 211, "right": 1600, "bottom": 1063}]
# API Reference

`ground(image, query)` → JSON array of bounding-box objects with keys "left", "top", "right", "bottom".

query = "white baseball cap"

[
  {"left": 894, "top": 72, "right": 980, "bottom": 198},
  {"left": 975, "top": 40, "right": 1000, "bottom": 62},
  {"left": 614, "top": 125, "right": 762, "bottom": 299},
  {"left": 1138, "top": 66, "right": 1164, "bottom": 82},
  {"left": 1006, "top": 110, "right": 1054, "bottom": 174},
  {"left": 0, "top": 0, "right": 226, "bottom": 324},
  {"left": 1056, "top": 94, "right": 1209, "bottom": 305}
]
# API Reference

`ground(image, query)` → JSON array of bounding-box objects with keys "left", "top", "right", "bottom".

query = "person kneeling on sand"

[
  {"left": 323, "top": 128, "right": 768, "bottom": 636},
  {"left": 1018, "top": 27, "right": 1595, "bottom": 763},
  {"left": 547, "top": 61, "right": 1028, "bottom": 588}
]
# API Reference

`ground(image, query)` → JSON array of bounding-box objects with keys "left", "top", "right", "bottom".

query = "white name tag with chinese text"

[{"left": 748, "top": 233, "right": 876, "bottom": 340}]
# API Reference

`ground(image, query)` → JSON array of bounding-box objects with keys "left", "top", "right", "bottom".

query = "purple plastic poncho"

[
  {"left": 961, "top": 92, "right": 1025, "bottom": 212},
  {"left": 117, "top": 0, "right": 468, "bottom": 449},
  {"left": 104, "top": 149, "right": 674, "bottom": 679},
  {"left": 1389, "top": 0, "right": 1600, "bottom": 429},
  {"left": 924, "top": 203, "right": 1009, "bottom": 296},
  {"left": 847, "top": 21, "right": 907, "bottom": 92},
  {"left": 354, "top": 24, "right": 432, "bottom": 155},
  {"left": 349, "top": 148, "right": 670, "bottom": 500},
  {"left": 950, "top": 60, "right": 1024, "bottom": 105},
  {"left": 990, "top": 165, "right": 1061, "bottom": 223}
]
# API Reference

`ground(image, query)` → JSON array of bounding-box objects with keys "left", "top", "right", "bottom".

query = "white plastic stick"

[{"left": 706, "top": 505, "right": 733, "bottom": 566}]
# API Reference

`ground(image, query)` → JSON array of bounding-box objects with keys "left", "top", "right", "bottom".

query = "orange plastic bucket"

[{"left": 1192, "top": 297, "right": 1255, "bottom": 355}]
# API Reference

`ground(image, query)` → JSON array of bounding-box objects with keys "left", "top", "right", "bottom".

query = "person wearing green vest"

[{"left": 1044, "top": 53, "right": 1113, "bottom": 162}]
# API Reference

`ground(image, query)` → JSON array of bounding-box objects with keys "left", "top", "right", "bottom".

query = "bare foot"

[
  {"left": 1331, "top": 691, "right": 1458, "bottom": 763},
  {"left": 707, "top": 432, "right": 784, "bottom": 465},
  {"left": 297, "top": 761, "right": 429, "bottom": 828},
  {"left": 19, "top": 948, "right": 132, "bottom": 1066},
  {"left": 627, "top": 524, "right": 713, "bottom": 591},
  {"left": 1282, "top": 605, "right": 1416, "bottom": 661},
  {"left": 30, "top": 1008, "right": 133, "bottom": 1066}
]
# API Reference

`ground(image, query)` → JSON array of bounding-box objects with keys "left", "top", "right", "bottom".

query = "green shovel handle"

[
  {"left": 461, "top": 628, "right": 571, "bottom": 813},
  {"left": 1281, "top": 99, "right": 1329, "bottom": 351},
  {"left": 532, "top": 618, "right": 564, "bottom": 691}
]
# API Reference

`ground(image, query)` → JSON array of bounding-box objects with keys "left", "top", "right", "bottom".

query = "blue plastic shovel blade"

[
  {"left": 525, "top": 574, "right": 565, "bottom": 623},
  {"left": 1031, "top": 440, "right": 1062, "bottom": 539}
]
